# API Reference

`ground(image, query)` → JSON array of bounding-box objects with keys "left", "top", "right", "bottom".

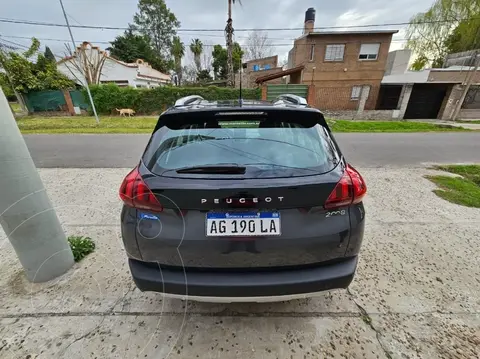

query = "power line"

[
  {"left": 0, "top": 16, "right": 477, "bottom": 32},
  {"left": 0, "top": 34, "right": 408, "bottom": 48}
]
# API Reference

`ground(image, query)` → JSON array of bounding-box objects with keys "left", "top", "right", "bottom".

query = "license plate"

[{"left": 206, "top": 212, "right": 281, "bottom": 237}]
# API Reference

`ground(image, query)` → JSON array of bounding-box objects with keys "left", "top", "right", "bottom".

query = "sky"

[{"left": 0, "top": 0, "right": 435, "bottom": 65}]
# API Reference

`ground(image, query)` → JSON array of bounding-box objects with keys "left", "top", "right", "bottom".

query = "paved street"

[
  {"left": 24, "top": 133, "right": 480, "bottom": 168},
  {"left": 1, "top": 167, "right": 479, "bottom": 358}
]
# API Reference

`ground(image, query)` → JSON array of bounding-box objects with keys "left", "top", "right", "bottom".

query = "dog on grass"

[{"left": 116, "top": 108, "right": 136, "bottom": 117}]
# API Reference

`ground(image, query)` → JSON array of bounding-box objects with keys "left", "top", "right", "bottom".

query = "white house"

[{"left": 57, "top": 42, "right": 171, "bottom": 88}]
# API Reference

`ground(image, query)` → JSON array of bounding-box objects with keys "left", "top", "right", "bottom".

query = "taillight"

[
  {"left": 325, "top": 164, "right": 366, "bottom": 209},
  {"left": 119, "top": 167, "right": 163, "bottom": 212}
]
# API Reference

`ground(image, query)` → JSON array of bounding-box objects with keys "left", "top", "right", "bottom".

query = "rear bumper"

[{"left": 128, "top": 256, "right": 358, "bottom": 301}]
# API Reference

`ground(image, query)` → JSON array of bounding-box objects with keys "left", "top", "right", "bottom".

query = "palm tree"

[
  {"left": 226, "top": 0, "right": 241, "bottom": 87},
  {"left": 190, "top": 39, "right": 203, "bottom": 72},
  {"left": 171, "top": 36, "right": 185, "bottom": 86}
]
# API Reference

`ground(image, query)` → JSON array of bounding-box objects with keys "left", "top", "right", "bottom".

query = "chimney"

[{"left": 304, "top": 8, "right": 316, "bottom": 34}]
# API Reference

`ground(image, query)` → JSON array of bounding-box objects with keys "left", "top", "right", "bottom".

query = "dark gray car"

[{"left": 120, "top": 95, "right": 366, "bottom": 302}]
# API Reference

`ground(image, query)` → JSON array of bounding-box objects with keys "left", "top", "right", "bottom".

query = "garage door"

[
  {"left": 267, "top": 84, "right": 308, "bottom": 101},
  {"left": 404, "top": 84, "right": 448, "bottom": 119}
]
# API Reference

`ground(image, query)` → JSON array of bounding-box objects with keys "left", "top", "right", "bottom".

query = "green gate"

[
  {"left": 24, "top": 90, "right": 66, "bottom": 112},
  {"left": 69, "top": 90, "right": 90, "bottom": 110},
  {"left": 267, "top": 84, "right": 308, "bottom": 101}
]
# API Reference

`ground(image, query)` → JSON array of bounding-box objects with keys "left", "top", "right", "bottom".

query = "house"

[
  {"left": 379, "top": 50, "right": 480, "bottom": 120},
  {"left": 288, "top": 8, "right": 398, "bottom": 110},
  {"left": 256, "top": 8, "right": 397, "bottom": 110},
  {"left": 57, "top": 42, "right": 171, "bottom": 88},
  {"left": 235, "top": 55, "right": 284, "bottom": 88}
]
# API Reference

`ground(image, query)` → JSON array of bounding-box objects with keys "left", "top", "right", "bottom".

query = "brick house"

[
  {"left": 286, "top": 8, "right": 398, "bottom": 110},
  {"left": 235, "top": 55, "right": 284, "bottom": 88}
]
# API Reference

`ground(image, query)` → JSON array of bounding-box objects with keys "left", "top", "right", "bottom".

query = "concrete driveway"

[{"left": 0, "top": 167, "right": 479, "bottom": 359}]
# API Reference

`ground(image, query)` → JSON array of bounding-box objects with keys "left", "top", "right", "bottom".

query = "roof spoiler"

[
  {"left": 274, "top": 94, "right": 308, "bottom": 107},
  {"left": 174, "top": 95, "right": 204, "bottom": 107}
]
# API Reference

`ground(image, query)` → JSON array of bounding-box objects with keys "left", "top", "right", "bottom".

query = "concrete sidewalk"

[{"left": 0, "top": 168, "right": 479, "bottom": 358}]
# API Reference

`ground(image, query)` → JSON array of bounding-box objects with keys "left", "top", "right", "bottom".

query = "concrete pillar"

[
  {"left": 0, "top": 87, "right": 74, "bottom": 283},
  {"left": 63, "top": 90, "right": 75, "bottom": 116},
  {"left": 261, "top": 85, "right": 267, "bottom": 101},
  {"left": 356, "top": 85, "right": 371, "bottom": 117},
  {"left": 439, "top": 84, "right": 464, "bottom": 121},
  {"left": 397, "top": 84, "right": 413, "bottom": 119}
]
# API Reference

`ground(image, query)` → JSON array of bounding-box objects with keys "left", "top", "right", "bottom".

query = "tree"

[
  {"left": 171, "top": 36, "right": 185, "bottom": 85},
  {"left": 44, "top": 46, "right": 56, "bottom": 62},
  {"left": 244, "top": 31, "right": 275, "bottom": 61},
  {"left": 63, "top": 42, "right": 107, "bottom": 85},
  {"left": 190, "top": 39, "right": 203, "bottom": 71},
  {"left": 107, "top": 30, "right": 171, "bottom": 72},
  {"left": 212, "top": 43, "right": 243, "bottom": 80},
  {"left": 181, "top": 65, "right": 198, "bottom": 85},
  {"left": 0, "top": 38, "right": 74, "bottom": 94},
  {"left": 133, "top": 0, "right": 180, "bottom": 60},
  {"left": 197, "top": 69, "right": 213, "bottom": 83},
  {"left": 444, "top": 18, "right": 480, "bottom": 54},
  {"left": 406, "top": 0, "right": 480, "bottom": 69},
  {"left": 0, "top": 73, "right": 15, "bottom": 100},
  {"left": 225, "top": 0, "right": 242, "bottom": 86}
]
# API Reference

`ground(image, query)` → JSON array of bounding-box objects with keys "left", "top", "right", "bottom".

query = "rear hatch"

[{"left": 127, "top": 107, "right": 353, "bottom": 269}]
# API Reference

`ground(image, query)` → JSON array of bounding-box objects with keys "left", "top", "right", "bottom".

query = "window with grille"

[
  {"left": 324, "top": 44, "right": 345, "bottom": 61},
  {"left": 359, "top": 43, "right": 380, "bottom": 60},
  {"left": 351, "top": 86, "right": 362, "bottom": 100}
]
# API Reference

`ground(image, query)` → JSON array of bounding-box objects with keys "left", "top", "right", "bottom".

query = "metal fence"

[
  {"left": 24, "top": 90, "right": 66, "bottom": 113},
  {"left": 267, "top": 84, "right": 309, "bottom": 101},
  {"left": 23, "top": 89, "right": 89, "bottom": 113}
]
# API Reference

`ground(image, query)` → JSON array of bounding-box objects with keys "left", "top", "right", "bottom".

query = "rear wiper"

[{"left": 176, "top": 164, "right": 246, "bottom": 174}]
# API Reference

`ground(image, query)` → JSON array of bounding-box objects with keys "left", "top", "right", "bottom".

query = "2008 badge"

[{"left": 326, "top": 210, "right": 346, "bottom": 218}]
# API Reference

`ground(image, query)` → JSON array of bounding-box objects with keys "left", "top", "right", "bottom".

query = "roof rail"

[
  {"left": 274, "top": 94, "right": 308, "bottom": 107},
  {"left": 174, "top": 95, "right": 204, "bottom": 107}
]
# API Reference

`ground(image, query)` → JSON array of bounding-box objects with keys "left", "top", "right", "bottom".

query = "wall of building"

[
  {"left": 322, "top": 109, "right": 394, "bottom": 120},
  {"left": 313, "top": 81, "right": 381, "bottom": 110},
  {"left": 296, "top": 33, "right": 393, "bottom": 82},
  {"left": 289, "top": 33, "right": 393, "bottom": 111},
  {"left": 459, "top": 109, "right": 480, "bottom": 119},
  {"left": 428, "top": 70, "right": 480, "bottom": 83},
  {"left": 244, "top": 56, "right": 278, "bottom": 71},
  {"left": 384, "top": 49, "right": 412, "bottom": 76},
  {"left": 289, "top": 36, "right": 308, "bottom": 69},
  {"left": 235, "top": 67, "right": 284, "bottom": 88},
  {"left": 58, "top": 57, "right": 167, "bottom": 88}
]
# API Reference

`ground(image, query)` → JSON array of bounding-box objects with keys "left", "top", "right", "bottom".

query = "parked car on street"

[{"left": 119, "top": 94, "right": 367, "bottom": 302}]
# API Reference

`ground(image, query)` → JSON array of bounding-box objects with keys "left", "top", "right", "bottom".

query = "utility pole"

[
  {"left": 0, "top": 87, "right": 74, "bottom": 282},
  {"left": 225, "top": 0, "right": 236, "bottom": 87},
  {"left": 225, "top": 18, "right": 234, "bottom": 87},
  {"left": 452, "top": 50, "right": 479, "bottom": 122},
  {"left": 59, "top": 0, "right": 100, "bottom": 123}
]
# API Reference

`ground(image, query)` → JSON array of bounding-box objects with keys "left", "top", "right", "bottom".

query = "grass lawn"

[
  {"left": 456, "top": 120, "right": 480, "bottom": 124},
  {"left": 18, "top": 116, "right": 158, "bottom": 134},
  {"left": 328, "top": 120, "right": 466, "bottom": 132},
  {"left": 426, "top": 165, "right": 480, "bottom": 208},
  {"left": 17, "top": 116, "right": 471, "bottom": 134},
  {"left": 9, "top": 102, "right": 21, "bottom": 113}
]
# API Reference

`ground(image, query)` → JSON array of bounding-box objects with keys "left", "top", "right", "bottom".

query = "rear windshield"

[{"left": 143, "top": 118, "right": 340, "bottom": 178}]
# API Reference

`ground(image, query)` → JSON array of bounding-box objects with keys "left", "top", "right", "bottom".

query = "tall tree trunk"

[
  {"left": 194, "top": 55, "right": 201, "bottom": 72},
  {"left": 226, "top": 0, "right": 234, "bottom": 87}
]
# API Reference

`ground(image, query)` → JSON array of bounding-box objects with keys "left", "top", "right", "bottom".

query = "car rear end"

[{"left": 119, "top": 105, "right": 366, "bottom": 302}]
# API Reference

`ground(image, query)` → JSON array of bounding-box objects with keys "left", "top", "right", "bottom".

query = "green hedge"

[{"left": 85, "top": 84, "right": 261, "bottom": 115}]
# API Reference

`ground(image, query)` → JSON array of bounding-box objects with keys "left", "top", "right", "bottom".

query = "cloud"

[{"left": 0, "top": 0, "right": 433, "bottom": 61}]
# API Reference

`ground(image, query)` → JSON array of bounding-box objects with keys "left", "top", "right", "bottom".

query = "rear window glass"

[{"left": 143, "top": 119, "right": 339, "bottom": 178}]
